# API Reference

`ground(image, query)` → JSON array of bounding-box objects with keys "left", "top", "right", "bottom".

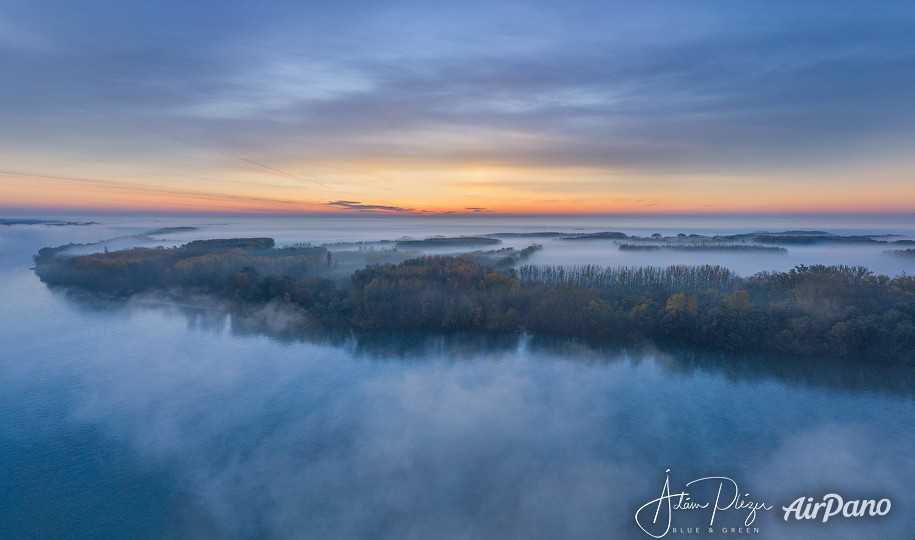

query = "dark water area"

[{"left": 1, "top": 215, "right": 913, "bottom": 539}]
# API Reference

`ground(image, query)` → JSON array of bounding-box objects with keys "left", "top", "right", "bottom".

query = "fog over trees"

[{"left": 34, "top": 238, "right": 915, "bottom": 362}]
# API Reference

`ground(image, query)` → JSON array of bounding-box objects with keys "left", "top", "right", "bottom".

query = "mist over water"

[
  {"left": 16, "top": 212, "right": 915, "bottom": 275},
  {"left": 1, "top": 215, "right": 913, "bottom": 539}
]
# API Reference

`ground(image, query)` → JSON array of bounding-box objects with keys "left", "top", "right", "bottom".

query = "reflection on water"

[
  {"left": 1, "top": 292, "right": 912, "bottom": 539},
  {"left": 1, "top": 217, "right": 914, "bottom": 539},
  {"left": 69, "top": 292, "right": 915, "bottom": 399}
]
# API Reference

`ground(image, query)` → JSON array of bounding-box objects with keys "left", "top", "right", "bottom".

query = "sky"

[{"left": 1, "top": 0, "right": 915, "bottom": 215}]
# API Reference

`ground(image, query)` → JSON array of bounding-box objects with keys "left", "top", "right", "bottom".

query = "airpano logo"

[
  {"left": 781, "top": 494, "right": 891, "bottom": 522},
  {"left": 633, "top": 469, "right": 893, "bottom": 538}
]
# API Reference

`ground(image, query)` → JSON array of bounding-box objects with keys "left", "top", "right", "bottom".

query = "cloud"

[
  {"left": 3, "top": 0, "right": 915, "bottom": 209},
  {"left": 326, "top": 200, "right": 430, "bottom": 214},
  {"left": 325, "top": 201, "right": 491, "bottom": 214}
]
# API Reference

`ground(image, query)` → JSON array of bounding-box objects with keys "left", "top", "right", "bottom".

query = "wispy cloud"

[
  {"left": 2, "top": 1, "right": 915, "bottom": 211},
  {"left": 326, "top": 200, "right": 432, "bottom": 214}
]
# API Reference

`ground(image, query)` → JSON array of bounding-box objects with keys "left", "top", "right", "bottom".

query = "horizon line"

[{"left": 3, "top": 207, "right": 915, "bottom": 219}]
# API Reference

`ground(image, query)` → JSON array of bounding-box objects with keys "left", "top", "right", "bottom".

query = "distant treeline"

[
  {"left": 34, "top": 238, "right": 915, "bottom": 362},
  {"left": 1, "top": 218, "right": 96, "bottom": 227},
  {"left": 555, "top": 229, "right": 910, "bottom": 246},
  {"left": 618, "top": 243, "right": 787, "bottom": 252},
  {"left": 395, "top": 237, "right": 501, "bottom": 248}
]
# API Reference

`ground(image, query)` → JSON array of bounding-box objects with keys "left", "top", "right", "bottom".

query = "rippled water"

[{"left": 1, "top": 215, "right": 913, "bottom": 539}]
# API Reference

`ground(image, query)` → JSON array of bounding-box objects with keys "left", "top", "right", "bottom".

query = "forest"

[{"left": 34, "top": 238, "right": 915, "bottom": 362}]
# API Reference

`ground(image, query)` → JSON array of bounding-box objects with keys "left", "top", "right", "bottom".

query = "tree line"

[{"left": 34, "top": 240, "right": 915, "bottom": 362}]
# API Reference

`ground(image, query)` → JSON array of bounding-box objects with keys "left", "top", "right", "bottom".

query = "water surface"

[{"left": 1, "top": 216, "right": 913, "bottom": 539}]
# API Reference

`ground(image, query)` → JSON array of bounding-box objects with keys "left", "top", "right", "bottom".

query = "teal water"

[{"left": 1, "top": 216, "right": 913, "bottom": 539}]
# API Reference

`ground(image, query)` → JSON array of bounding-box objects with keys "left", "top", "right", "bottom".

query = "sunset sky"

[{"left": 2, "top": 0, "right": 915, "bottom": 214}]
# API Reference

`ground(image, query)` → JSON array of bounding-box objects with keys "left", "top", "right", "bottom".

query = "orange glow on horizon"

[
  {"left": 4, "top": 196, "right": 915, "bottom": 216},
  {"left": 3, "top": 161, "right": 915, "bottom": 215}
]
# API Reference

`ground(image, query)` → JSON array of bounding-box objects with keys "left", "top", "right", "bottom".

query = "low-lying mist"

[
  {"left": 4, "top": 293, "right": 912, "bottom": 539},
  {"left": 2, "top": 216, "right": 914, "bottom": 539}
]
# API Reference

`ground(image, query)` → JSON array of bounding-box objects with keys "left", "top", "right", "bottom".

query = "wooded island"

[{"left": 34, "top": 237, "right": 915, "bottom": 362}]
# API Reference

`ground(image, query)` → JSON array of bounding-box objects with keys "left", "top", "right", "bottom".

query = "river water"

[{"left": 0, "top": 214, "right": 913, "bottom": 539}]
